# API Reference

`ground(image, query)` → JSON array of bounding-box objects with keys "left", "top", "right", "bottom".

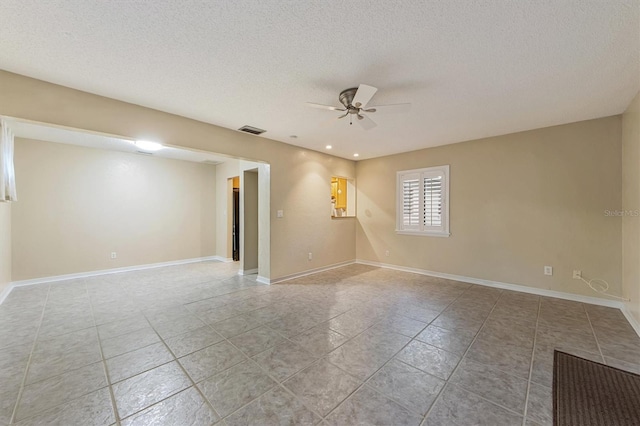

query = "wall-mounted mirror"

[{"left": 331, "top": 176, "right": 355, "bottom": 218}]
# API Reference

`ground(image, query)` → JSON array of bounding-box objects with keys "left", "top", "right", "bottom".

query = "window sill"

[{"left": 395, "top": 230, "right": 450, "bottom": 237}]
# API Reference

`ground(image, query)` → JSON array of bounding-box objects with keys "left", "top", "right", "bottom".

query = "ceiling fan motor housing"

[{"left": 339, "top": 88, "right": 359, "bottom": 110}]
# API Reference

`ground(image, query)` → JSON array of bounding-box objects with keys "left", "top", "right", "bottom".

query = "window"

[{"left": 396, "top": 165, "right": 449, "bottom": 236}]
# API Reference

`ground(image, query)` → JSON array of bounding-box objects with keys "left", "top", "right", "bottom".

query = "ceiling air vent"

[
  {"left": 238, "top": 125, "right": 266, "bottom": 135},
  {"left": 201, "top": 160, "right": 221, "bottom": 165},
  {"left": 136, "top": 151, "right": 153, "bottom": 155}
]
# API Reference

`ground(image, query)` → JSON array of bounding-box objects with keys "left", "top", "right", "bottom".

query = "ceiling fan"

[{"left": 306, "top": 84, "right": 410, "bottom": 130}]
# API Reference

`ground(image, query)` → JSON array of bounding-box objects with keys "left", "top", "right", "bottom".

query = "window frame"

[{"left": 396, "top": 165, "right": 450, "bottom": 237}]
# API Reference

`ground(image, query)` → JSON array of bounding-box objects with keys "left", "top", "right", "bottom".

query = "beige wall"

[
  {"left": 0, "top": 202, "right": 10, "bottom": 293},
  {"left": 0, "top": 71, "right": 356, "bottom": 280},
  {"left": 356, "top": 116, "right": 623, "bottom": 299},
  {"left": 256, "top": 162, "right": 271, "bottom": 279},
  {"left": 243, "top": 170, "right": 259, "bottom": 272},
  {"left": 12, "top": 138, "right": 216, "bottom": 280},
  {"left": 622, "top": 91, "right": 640, "bottom": 325},
  {"left": 7, "top": 69, "right": 623, "bottom": 300}
]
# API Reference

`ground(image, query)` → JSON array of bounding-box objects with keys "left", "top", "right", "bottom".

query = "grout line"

[
  {"left": 121, "top": 270, "right": 341, "bottom": 423},
  {"left": 176, "top": 278, "right": 430, "bottom": 422},
  {"left": 6, "top": 262, "right": 614, "bottom": 425},
  {"left": 2, "top": 265, "right": 241, "bottom": 424},
  {"left": 99, "top": 337, "right": 161, "bottom": 362},
  {"left": 12, "top": 277, "right": 242, "bottom": 424},
  {"left": 118, "top": 285, "right": 224, "bottom": 422},
  {"left": 9, "top": 307, "right": 116, "bottom": 422},
  {"left": 419, "top": 288, "right": 504, "bottom": 426},
  {"left": 86, "top": 281, "right": 122, "bottom": 426},
  {"left": 213, "top": 332, "right": 321, "bottom": 419},
  {"left": 187, "top": 306, "right": 329, "bottom": 421},
  {"left": 584, "top": 308, "right": 606, "bottom": 364},
  {"left": 9, "top": 284, "right": 51, "bottom": 425},
  {"left": 296, "top": 282, "right": 475, "bottom": 423},
  {"left": 521, "top": 296, "right": 542, "bottom": 426},
  {"left": 391, "top": 350, "right": 528, "bottom": 420},
  {"left": 421, "top": 294, "right": 541, "bottom": 419}
]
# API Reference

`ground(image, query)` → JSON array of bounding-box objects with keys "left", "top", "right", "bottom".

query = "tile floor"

[{"left": 0, "top": 261, "right": 639, "bottom": 425}]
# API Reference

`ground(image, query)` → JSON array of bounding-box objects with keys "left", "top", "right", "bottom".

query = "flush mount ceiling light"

[
  {"left": 326, "top": 145, "right": 332, "bottom": 149},
  {"left": 134, "top": 140, "right": 163, "bottom": 151},
  {"left": 353, "top": 153, "right": 359, "bottom": 157}
]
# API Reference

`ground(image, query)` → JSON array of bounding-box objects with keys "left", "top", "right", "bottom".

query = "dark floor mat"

[{"left": 553, "top": 350, "right": 640, "bottom": 426}]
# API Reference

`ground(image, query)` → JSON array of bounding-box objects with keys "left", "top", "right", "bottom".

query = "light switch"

[{"left": 277, "top": 210, "right": 284, "bottom": 218}]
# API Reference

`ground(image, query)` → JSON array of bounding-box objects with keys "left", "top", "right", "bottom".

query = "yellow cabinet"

[{"left": 331, "top": 177, "right": 347, "bottom": 210}]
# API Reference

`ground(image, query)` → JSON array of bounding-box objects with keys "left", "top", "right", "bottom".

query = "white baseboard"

[
  {"left": 3, "top": 254, "right": 636, "bottom": 338},
  {"left": 0, "top": 284, "right": 11, "bottom": 306},
  {"left": 239, "top": 268, "right": 259, "bottom": 276},
  {"left": 621, "top": 304, "right": 640, "bottom": 337},
  {"left": 267, "top": 260, "right": 356, "bottom": 285},
  {"left": 355, "top": 259, "right": 624, "bottom": 309},
  {"left": 256, "top": 276, "right": 270, "bottom": 285},
  {"left": 0, "top": 256, "right": 224, "bottom": 305}
]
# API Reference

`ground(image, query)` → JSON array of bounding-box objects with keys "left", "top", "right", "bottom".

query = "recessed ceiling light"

[
  {"left": 134, "top": 140, "right": 163, "bottom": 151},
  {"left": 353, "top": 153, "right": 359, "bottom": 157},
  {"left": 326, "top": 145, "right": 332, "bottom": 149}
]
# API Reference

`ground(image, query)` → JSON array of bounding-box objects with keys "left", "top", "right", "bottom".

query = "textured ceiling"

[{"left": 0, "top": 1, "right": 638, "bottom": 160}]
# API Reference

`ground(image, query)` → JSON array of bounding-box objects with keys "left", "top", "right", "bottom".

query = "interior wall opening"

[{"left": 3, "top": 117, "right": 271, "bottom": 282}]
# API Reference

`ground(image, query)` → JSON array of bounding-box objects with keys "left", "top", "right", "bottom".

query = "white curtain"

[{"left": 0, "top": 118, "right": 17, "bottom": 202}]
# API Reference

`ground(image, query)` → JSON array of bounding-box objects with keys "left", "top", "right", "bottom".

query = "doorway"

[
  {"left": 220, "top": 160, "right": 270, "bottom": 279},
  {"left": 231, "top": 177, "right": 240, "bottom": 261}
]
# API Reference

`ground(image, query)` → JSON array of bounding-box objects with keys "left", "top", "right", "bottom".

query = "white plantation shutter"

[
  {"left": 0, "top": 118, "right": 17, "bottom": 202},
  {"left": 397, "top": 166, "right": 449, "bottom": 236},
  {"left": 423, "top": 173, "right": 443, "bottom": 228},
  {"left": 401, "top": 173, "right": 421, "bottom": 230}
]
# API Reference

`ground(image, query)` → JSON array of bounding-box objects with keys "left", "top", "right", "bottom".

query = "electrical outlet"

[
  {"left": 544, "top": 266, "right": 553, "bottom": 276},
  {"left": 308, "top": 252, "right": 312, "bottom": 261},
  {"left": 385, "top": 250, "right": 390, "bottom": 257},
  {"left": 277, "top": 210, "right": 284, "bottom": 218},
  {"left": 573, "top": 270, "right": 582, "bottom": 279},
  {"left": 111, "top": 252, "right": 117, "bottom": 259}
]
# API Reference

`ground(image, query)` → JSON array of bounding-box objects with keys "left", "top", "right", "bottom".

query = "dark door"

[{"left": 232, "top": 188, "right": 240, "bottom": 261}]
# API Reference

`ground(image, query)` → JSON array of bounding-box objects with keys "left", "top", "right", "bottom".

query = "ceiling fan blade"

[
  {"left": 306, "top": 102, "right": 346, "bottom": 111},
  {"left": 365, "top": 103, "right": 411, "bottom": 113},
  {"left": 337, "top": 112, "right": 349, "bottom": 119},
  {"left": 352, "top": 84, "right": 377, "bottom": 108},
  {"left": 357, "top": 114, "right": 377, "bottom": 130}
]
